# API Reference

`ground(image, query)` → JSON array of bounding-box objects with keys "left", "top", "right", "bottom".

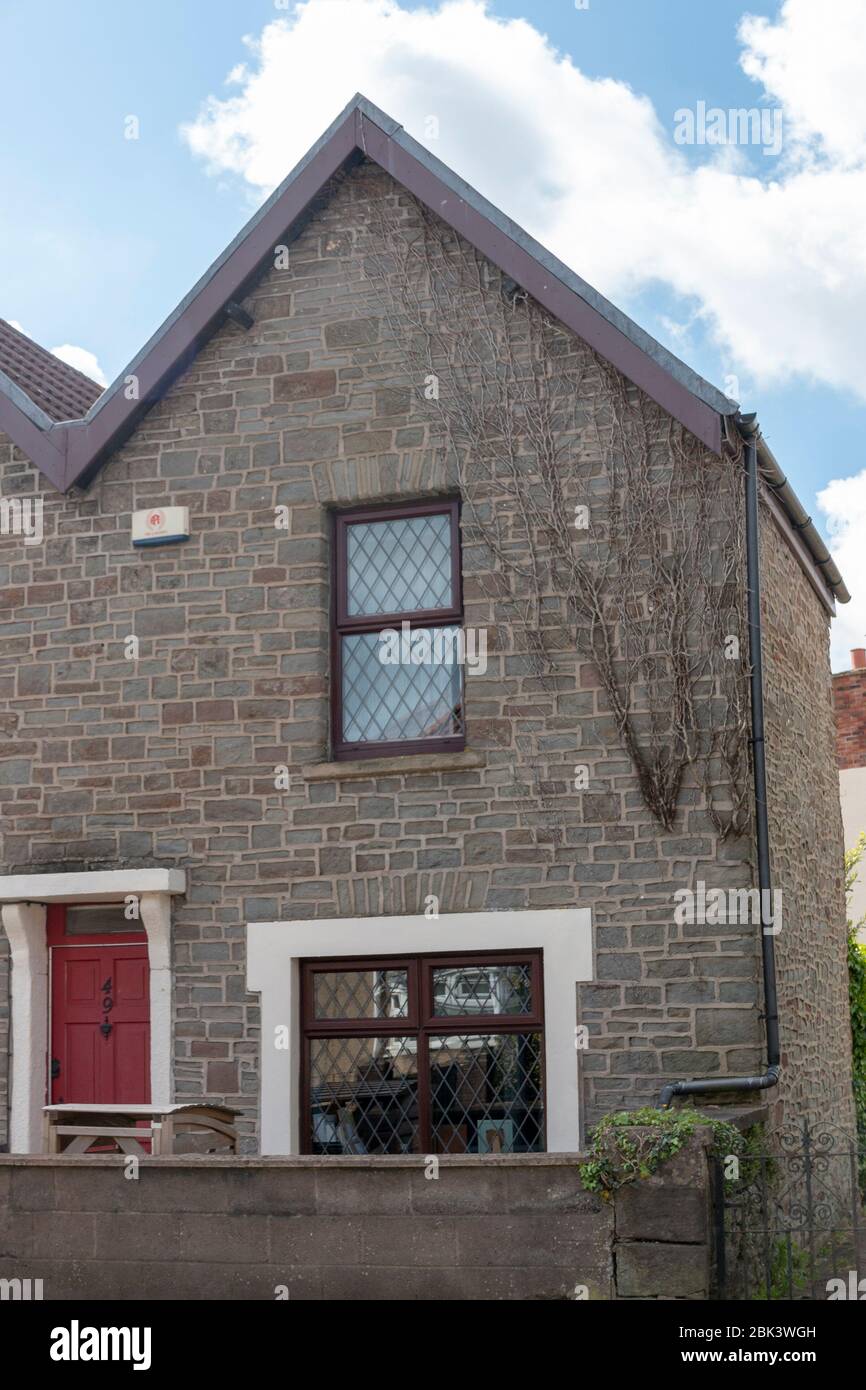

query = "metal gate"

[{"left": 713, "top": 1119, "right": 865, "bottom": 1300}]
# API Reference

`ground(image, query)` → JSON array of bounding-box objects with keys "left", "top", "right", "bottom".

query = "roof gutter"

[{"left": 736, "top": 412, "right": 850, "bottom": 605}]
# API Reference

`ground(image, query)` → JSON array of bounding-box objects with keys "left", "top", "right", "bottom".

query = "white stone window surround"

[
  {"left": 0, "top": 869, "right": 186, "bottom": 1153},
  {"left": 247, "top": 907, "right": 593, "bottom": 1155}
]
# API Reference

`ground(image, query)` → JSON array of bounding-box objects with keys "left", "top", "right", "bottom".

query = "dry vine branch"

[{"left": 357, "top": 181, "right": 751, "bottom": 837}]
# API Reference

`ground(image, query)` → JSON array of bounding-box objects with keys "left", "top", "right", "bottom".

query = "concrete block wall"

[{"left": 0, "top": 1142, "right": 717, "bottom": 1300}]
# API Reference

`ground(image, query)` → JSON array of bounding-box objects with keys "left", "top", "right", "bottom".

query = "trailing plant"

[
  {"left": 578, "top": 1105, "right": 744, "bottom": 1199},
  {"left": 359, "top": 184, "right": 751, "bottom": 837}
]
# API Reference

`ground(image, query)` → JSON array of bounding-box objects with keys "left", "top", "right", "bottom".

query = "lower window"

[{"left": 301, "top": 952, "right": 545, "bottom": 1155}]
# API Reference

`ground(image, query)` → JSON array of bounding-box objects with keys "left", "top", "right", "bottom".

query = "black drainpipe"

[{"left": 660, "top": 423, "right": 781, "bottom": 1107}]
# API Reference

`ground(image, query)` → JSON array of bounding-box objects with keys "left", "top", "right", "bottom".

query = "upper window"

[{"left": 331, "top": 499, "right": 465, "bottom": 760}]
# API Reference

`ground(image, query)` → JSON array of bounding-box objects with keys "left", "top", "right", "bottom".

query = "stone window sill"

[{"left": 302, "top": 749, "right": 485, "bottom": 782}]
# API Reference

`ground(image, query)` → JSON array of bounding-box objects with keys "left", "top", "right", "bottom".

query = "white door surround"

[
  {"left": 247, "top": 907, "right": 594, "bottom": 1155},
  {"left": 0, "top": 869, "right": 186, "bottom": 1153}
]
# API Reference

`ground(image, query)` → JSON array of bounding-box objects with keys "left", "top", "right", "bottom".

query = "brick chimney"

[{"left": 833, "top": 651, "right": 866, "bottom": 768}]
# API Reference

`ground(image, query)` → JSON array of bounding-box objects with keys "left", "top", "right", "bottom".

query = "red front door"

[{"left": 50, "top": 938, "right": 150, "bottom": 1106}]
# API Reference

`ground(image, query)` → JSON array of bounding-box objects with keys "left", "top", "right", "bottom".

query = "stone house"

[{"left": 0, "top": 96, "right": 855, "bottom": 1158}]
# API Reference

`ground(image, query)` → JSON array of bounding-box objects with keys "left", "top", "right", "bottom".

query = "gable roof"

[
  {"left": 0, "top": 318, "right": 102, "bottom": 420},
  {"left": 0, "top": 94, "right": 847, "bottom": 605}
]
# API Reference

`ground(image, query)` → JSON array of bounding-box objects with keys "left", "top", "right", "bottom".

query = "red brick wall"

[{"left": 833, "top": 655, "right": 866, "bottom": 770}]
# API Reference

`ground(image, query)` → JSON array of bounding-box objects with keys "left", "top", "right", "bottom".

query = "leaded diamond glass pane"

[
  {"left": 432, "top": 964, "right": 532, "bottom": 1017},
  {"left": 342, "top": 628, "right": 464, "bottom": 744},
  {"left": 313, "top": 969, "right": 408, "bottom": 1021},
  {"left": 429, "top": 1032, "right": 544, "bottom": 1154},
  {"left": 309, "top": 1036, "right": 418, "bottom": 1155},
  {"left": 347, "top": 513, "right": 453, "bottom": 616}
]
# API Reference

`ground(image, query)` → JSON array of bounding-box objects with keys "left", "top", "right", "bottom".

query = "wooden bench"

[{"left": 43, "top": 1103, "right": 239, "bottom": 1156}]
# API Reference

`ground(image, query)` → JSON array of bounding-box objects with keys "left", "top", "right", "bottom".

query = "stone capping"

[
  {"left": 301, "top": 749, "right": 486, "bottom": 781},
  {"left": 0, "top": 1152, "right": 585, "bottom": 1170},
  {"left": 0, "top": 867, "right": 187, "bottom": 903}
]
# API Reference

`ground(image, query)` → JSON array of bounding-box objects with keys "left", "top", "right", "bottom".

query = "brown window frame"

[
  {"left": 300, "top": 949, "right": 546, "bottom": 1155},
  {"left": 330, "top": 498, "right": 465, "bottom": 761}
]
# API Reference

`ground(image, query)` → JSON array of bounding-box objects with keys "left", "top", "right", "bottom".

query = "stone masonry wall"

[
  {"left": 759, "top": 504, "right": 856, "bottom": 1137},
  {"left": 0, "top": 156, "right": 847, "bottom": 1151}
]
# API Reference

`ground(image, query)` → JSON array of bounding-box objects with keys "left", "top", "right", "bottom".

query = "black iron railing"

[{"left": 714, "top": 1118, "right": 865, "bottom": 1300}]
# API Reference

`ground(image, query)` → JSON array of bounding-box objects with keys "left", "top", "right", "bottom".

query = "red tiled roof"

[{"left": 0, "top": 318, "right": 102, "bottom": 421}]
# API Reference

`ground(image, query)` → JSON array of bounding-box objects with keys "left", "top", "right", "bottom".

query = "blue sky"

[{"left": 1, "top": 0, "right": 864, "bottom": 663}]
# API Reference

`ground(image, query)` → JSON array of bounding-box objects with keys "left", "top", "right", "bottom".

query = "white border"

[
  {"left": 247, "top": 908, "right": 593, "bottom": 1155},
  {"left": 0, "top": 870, "right": 185, "bottom": 1152}
]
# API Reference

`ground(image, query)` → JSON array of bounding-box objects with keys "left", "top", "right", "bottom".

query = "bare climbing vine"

[{"left": 357, "top": 186, "right": 751, "bottom": 838}]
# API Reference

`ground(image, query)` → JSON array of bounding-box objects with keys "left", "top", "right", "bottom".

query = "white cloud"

[
  {"left": 818, "top": 471, "right": 866, "bottom": 669},
  {"left": 739, "top": 0, "right": 866, "bottom": 167},
  {"left": 181, "top": 0, "right": 866, "bottom": 664},
  {"left": 180, "top": 0, "right": 866, "bottom": 405},
  {"left": 50, "top": 343, "right": 107, "bottom": 387}
]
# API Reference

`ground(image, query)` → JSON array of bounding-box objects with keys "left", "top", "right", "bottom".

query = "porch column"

[
  {"left": 139, "top": 892, "right": 172, "bottom": 1109},
  {"left": 2, "top": 902, "right": 48, "bottom": 1153}
]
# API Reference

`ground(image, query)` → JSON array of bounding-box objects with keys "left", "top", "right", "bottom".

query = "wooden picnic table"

[{"left": 43, "top": 1102, "right": 239, "bottom": 1156}]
